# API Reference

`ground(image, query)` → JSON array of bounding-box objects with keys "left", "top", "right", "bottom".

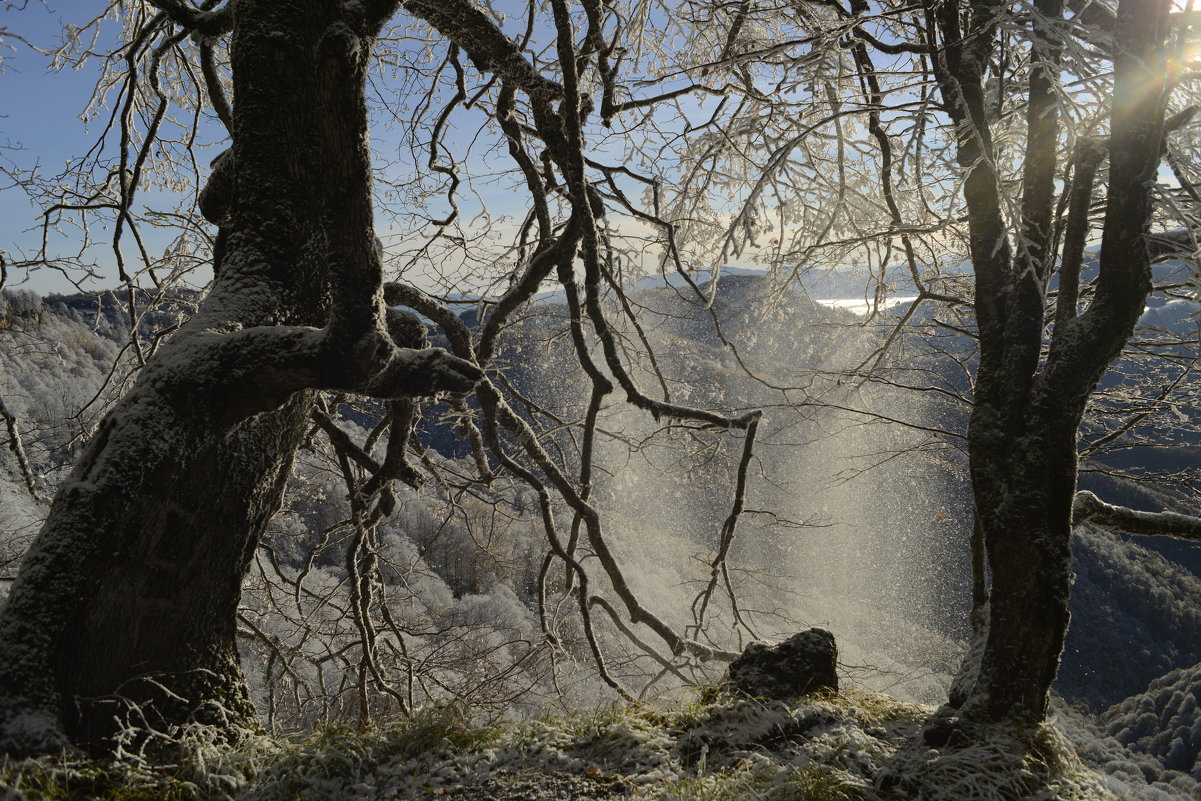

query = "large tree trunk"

[
  {"left": 0, "top": 0, "right": 478, "bottom": 756},
  {"left": 0, "top": 390, "right": 315, "bottom": 752}
]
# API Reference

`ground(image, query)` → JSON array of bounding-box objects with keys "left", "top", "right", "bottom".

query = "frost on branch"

[
  {"left": 1073, "top": 491, "right": 1201, "bottom": 542},
  {"left": 359, "top": 338, "right": 483, "bottom": 399}
]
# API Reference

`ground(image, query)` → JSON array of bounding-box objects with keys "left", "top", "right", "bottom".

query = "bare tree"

[
  {"left": 0, "top": 0, "right": 483, "bottom": 755},
  {"left": 640, "top": 0, "right": 1201, "bottom": 728},
  {"left": 6, "top": 0, "right": 1199, "bottom": 762},
  {"left": 0, "top": 0, "right": 770, "bottom": 755},
  {"left": 919, "top": 0, "right": 1192, "bottom": 728}
]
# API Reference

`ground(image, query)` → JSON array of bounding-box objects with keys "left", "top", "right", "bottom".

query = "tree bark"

[
  {"left": 0, "top": 0, "right": 479, "bottom": 756},
  {"left": 959, "top": 411, "right": 1081, "bottom": 721},
  {"left": 927, "top": 0, "right": 1172, "bottom": 725}
]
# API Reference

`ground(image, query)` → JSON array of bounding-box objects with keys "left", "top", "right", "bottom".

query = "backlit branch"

[{"left": 1074, "top": 490, "right": 1201, "bottom": 541}]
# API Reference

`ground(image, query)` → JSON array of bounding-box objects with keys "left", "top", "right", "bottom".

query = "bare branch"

[
  {"left": 1074, "top": 490, "right": 1201, "bottom": 541},
  {"left": 0, "top": 393, "right": 50, "bottom": 506}
]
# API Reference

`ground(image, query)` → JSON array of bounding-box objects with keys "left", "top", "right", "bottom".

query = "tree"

[
  {"left": 640, "top": 0, "right": 1201, "bottom": 727},
  {"left": 0, "top": 0, "right": 764, "bottom": 755},
  {"left": 5, "top": 0, "right": 1199, "bottom": 761},
  {"left": 924, "top": 0, "right": 1183, "bottom": 726},
  {"left": 0, "top": 0, "right": 487, "bottom": 755}
]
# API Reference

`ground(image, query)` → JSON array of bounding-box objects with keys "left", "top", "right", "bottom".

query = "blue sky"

[
  {"left": 1, "top": 3, "right": 136, "bottom": 294},
  {"left": 0, "top": 3, "right": 544, "bottom": 298},
  {"left": 1, "top": 2, "right": 778, "bottom": 300}
]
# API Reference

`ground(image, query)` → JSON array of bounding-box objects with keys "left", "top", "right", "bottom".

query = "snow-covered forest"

[{"left": 4, "top": 0, "right": 1201, "bottom": 798}]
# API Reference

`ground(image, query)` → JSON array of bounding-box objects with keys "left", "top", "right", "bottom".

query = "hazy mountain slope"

[
  {"left": 3, "top": 281, "right": 1201, "bottom": 797},
  {"left": 0, "top": 290, "right": 128, "bottom": 594},
  {"left": 1062, "top": 526, "right": 1201, "bottom": 711}
]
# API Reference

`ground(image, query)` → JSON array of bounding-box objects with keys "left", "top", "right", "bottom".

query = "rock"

[{"left": 725, "top": 628, "right": 838, "bottom": 699}]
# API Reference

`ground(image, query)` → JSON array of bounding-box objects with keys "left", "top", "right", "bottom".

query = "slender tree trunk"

[
  {"left": 960, "top": 408, "right": 1081, "bottom": 721},
  {"left": 926, "top": 0, "right": 1172, "bottom": 726}
]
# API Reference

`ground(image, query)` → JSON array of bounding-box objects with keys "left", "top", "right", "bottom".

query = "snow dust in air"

[{"left": 538, "top": 274, "right": 973, "bottom": 703}]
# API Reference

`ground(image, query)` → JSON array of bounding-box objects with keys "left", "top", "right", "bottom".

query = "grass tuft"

[{"left": 0, "top": 691, "right": 1122, "bottom": 800}]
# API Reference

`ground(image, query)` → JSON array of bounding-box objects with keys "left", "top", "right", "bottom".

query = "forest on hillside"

[{"left": 3, "top": 0, "right": 1201, "bottom": 798}]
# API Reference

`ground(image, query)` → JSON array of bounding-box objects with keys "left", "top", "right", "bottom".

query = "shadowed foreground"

[{"left": 0, "top": 689, "right": 1154, "bottom": 801}]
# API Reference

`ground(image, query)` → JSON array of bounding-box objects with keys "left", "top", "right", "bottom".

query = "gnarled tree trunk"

[{"left": 0, "top": 0, "right": 478, "bottom": 756}]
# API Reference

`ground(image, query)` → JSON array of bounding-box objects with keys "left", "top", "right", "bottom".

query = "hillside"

[{"left": 2, "top": 281, "right": 1201, "bottom": 798}]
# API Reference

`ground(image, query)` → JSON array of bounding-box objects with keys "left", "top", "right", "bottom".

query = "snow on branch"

[
  {"left": 1073, "top": 490, "right": 1201, "bottom": 541},
  {"left": 0, "top": 393, "right": 49, "bottom": 506},
  {"left": 145, "top": 0, "right": 232, "bottom": 37},
  {"left": 403, "top": 0, "right": 563, "bottom": 104}
]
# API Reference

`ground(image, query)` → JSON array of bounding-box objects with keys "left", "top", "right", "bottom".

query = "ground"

[{"left": 0, "top": 688, "right": 1122, "bottom": 801}]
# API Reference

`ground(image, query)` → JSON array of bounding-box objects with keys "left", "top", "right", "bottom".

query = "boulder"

[{"left": 725, "top": 628, "right": 838, "bottom": 699}]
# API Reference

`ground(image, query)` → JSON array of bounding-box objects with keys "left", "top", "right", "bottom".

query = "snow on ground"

[{"left": 0, "top": 689, "right": 1151, "bottom": 800}]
